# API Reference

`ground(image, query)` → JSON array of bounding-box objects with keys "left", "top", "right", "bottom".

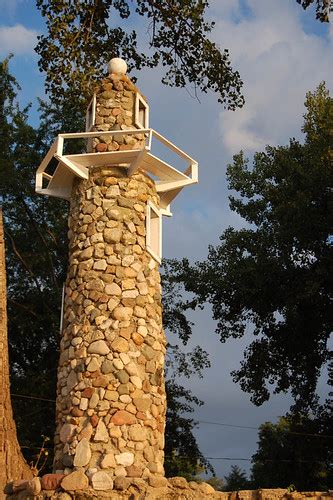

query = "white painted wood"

[
  {"left": 160, "top": 188, "right": 184, "bottom": 209},
  {"left": 135, "top": 93, "right": 149, "bottom": 129},
  {"left": 151, "top": 129, "right": 195, "bottom": 162},
  {"left": 141, "top": 153, "right": 189, "bottom": 181},
  {"left": 58, "top": 129, "right": 151, "bottom": 139},
  {"left": 127, "top": 148, "right": 148, "bottom": 177},
  {"left": 56, "top": 155, "right": 89, "bottom": 179},
  {"left": 160, "top": 206, "right": 172, "bottom": 217},
  {"left": 146, "top": 201, "right": 162, "bottom": 263},
  {"left": 85, "top": 94, "right": 96, "bottom": 131},
  {"left": 155, "top": 178, "right": 194, "bottom": 192},
  {"left": 35, "top": 140, "right": 57, "bottom": 193},
  {"left": 56, "top": 136, "right": 64, "bottom": 157},
  {"left": 35, "top": 128, "right": 198, "bottom": 205},
  {"left": 65, "top": 150, "right": 140, "bottom": 167}
]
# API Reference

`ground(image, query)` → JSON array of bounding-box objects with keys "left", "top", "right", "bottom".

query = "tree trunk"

[{"left": 0, "top": 207, "right": 32, "bottom": 493}]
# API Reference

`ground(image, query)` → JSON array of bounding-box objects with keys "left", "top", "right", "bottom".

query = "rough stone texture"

[
  {"left": 52, "top": 72, "right": 166, "bottom": 485},
  {"left": 5, "top": 482, "right": 333, "bottom": 499},
  {"left": 90, "top": 471, "right": 113, "bottom": 490},
  {"left": 41, "top": 474, "right": 65, "bottom": 490},
  {"left": 61, "top": 470, "right": 89, "bottom": 491}
]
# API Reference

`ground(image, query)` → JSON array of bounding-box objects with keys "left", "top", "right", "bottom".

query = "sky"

[{"left": 0, "top": 0, "right": 332, "bottom": 480}]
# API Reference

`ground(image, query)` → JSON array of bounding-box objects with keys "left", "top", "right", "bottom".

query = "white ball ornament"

[{"left": 108, "top": 58, "right": 127, "bottom": 75}]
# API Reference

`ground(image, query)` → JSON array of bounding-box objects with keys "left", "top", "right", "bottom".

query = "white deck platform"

[{"left": 35, "top": 128, "right": 198, "bottom": 210}]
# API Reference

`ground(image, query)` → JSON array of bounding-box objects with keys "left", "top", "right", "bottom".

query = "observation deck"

[{"left": 36, "top": 128, "right": 198, "bottom": 213}]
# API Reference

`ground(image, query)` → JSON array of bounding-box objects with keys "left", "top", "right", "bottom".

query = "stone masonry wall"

[
  {"left": 6, "top": 478, "right": 333, "bottom": 499},
  {"left": 92, "top": 72, "right": 146, "bottom": 152},
  {"left": 52, "top": 71, "right": 166, "bottom": 491}
]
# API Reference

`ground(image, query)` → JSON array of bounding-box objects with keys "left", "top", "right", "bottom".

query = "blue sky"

[{"left": 0, "top": 0, "right": 332, "bottom": 479}]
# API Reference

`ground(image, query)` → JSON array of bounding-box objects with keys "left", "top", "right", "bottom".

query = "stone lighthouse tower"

[{"left": 35, "top": 59, "right": 198, "bottom": 491}]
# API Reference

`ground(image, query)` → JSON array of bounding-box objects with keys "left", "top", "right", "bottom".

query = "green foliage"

[
  {"left": 296, "top": 0, "right": 332, "bottom": 22},
  {"left": 35, "top": 0, "right": 244, "bottom": 110},
  {"left": 161, "top": 259, "right": 213, "bottom": 477},
  {"left": 164, "top": 381, "right": 210, "bottom": 479},
  {"left": 251, "top": 415, "right": 333, "bottom": 490},
  {"left": 206, "top": 476, "right": 225, "bottom": 491},
  {"left": 224, "top": 465, "right": 249, "bottom": 491},
  {"left": 176, "top": 83, "right": 333, "bottom": 409},
  {"left": 0, "top": 56, "right": 68, "bottom": 467}
]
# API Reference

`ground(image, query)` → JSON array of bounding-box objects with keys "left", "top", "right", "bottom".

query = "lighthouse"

[{"left": 36, "top": 58, "right": 198, "bottom": 490}]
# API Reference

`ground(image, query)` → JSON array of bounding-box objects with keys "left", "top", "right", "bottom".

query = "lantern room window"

[
  {"left": 135, "top": 93, "right": 149, "bottom": 129},
  {"left": 146, "top": 201, "right": 162, "bottom": 263}
]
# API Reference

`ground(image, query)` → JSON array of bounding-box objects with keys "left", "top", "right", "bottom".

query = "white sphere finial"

[{"left": 108, "top": 57, "right": 127, "bottom": 75}]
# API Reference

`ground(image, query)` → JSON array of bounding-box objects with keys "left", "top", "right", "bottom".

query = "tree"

[
  {"left": 177, "top": 83, "right": 333, "bottom": 410},
  {"left": 296, "top": 0, "right": 332, "bottom": 22},
  {"left": 35, "top": 0, "right": 244, "bottom": 111},
  {"left": 224, "top": 465, "right": 249, "bottom": 491},
  {"left": 251, "top": 415, "right": 333, "bottom": 491},
  {"left": 0, "top": 206, "right": 33, "bottom": 492},
  {"left": 0, "top": 56, "right": 66, "bottom": 470},
  {"left": 162, "top": 259, "right": 213, "bottom": 478},
  {"left": 206, "top": 476, "right": 225, "bottom": 491}
]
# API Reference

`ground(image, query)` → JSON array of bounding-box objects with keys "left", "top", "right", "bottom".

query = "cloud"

[
  {"left": 212, "top": 0, "right": 333, "bottom": 155},
  {"left": 0, "top": 24, "right": 38, "bottom": 56}
]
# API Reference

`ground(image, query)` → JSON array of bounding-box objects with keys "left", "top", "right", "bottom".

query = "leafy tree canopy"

[
  {"left": 296, "top": 0, "right": 332, "bottom": 22},
  {"left": 176, "top": 82, "right": 333, "bottom": 410},
  {"left": 224, "top": 465, "right": 249, "bottom": 491},
  {"left": 35, "top": 0, "right": 244, "bottom": 110},
  {"left": 162, "top": 259, "right": 212, "bottom": 477},
  {"left": 251, "top": 414, "right": 333, "bottom": 491}
]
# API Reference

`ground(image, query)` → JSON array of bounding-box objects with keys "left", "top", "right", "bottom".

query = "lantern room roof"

[{"left": 35, "top": 128, "right": 198, "bottom": 213}]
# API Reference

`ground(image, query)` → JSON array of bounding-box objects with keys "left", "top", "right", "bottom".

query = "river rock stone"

[
  {"left": 61, "top": 470, "right": 89, "bottom": 491},
  {"left": 111, "top": 337, "right": 129, "bottom": 352},
  {"left": 101, "top": 358, "right": 114, "bottom": 374},
  {"left": 116, "top": 369, "right": 129, "bottom": 383},
  {"left": 112, "top": 306, "right": 133, "bottom": 321},
  {"left": 113, "top": 477, "right": 131, "bottom": 491},
  {"left": 60, "top": 423, "right": 76, "bottom": 443},
  {"left": 128, "top": 424, "right": 147, "bottom": 441},
  {"left": 91, "top": 471, "right": 114, "bottom": 490},
  {"left": 87, "top": 340, "right": 110, "bottom": 355},
  {"left": 105, "top": 282, "right": 122, "bottom": 295},
  {"left": 41, "top": 474, "right": 65, "bottom": 491},
  {"left": 104, "top": 227, "right": 121, "bottom": 243},
  {"left": 126, "top": 465, "right": 143, "bottom": 477},
  {"left": 94, "top": 420, "right": 109, "bottom": 442},
  {"left": 115, "top": 451, "right": 134, "bottom": 466},
  {"left": 111, "top": 410, "right": 136, "bottom": 425},
  {"left": 101, "top": 453, "right": 116, "bottom": 468},
  {"left": 133, "top": 397, "right": 151, "bottom": 412},
  {"left": 169, "top": 476, "right": 188, "bottom": 489},
  {"left": 148, "top": 475, "right": 168, "bottom": 488},
  {"left": 73, "top": 438, "right": 91, "bottom": 467}
]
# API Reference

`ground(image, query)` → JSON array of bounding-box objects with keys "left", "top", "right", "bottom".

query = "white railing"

[{"left": 36, "top": 128, "right": 198, "bottom": 203}]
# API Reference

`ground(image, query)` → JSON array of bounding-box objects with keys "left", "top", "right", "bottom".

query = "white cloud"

[
  {"left": 212, "top": 0, "right": 333, "bottom": 155},
  {"left": 0, "top": 24, "right": 38, "bottom": 56}
]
